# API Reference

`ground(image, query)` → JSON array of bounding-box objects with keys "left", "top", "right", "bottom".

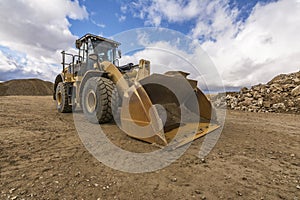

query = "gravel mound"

[
  {"left": 213, "top": 71, "right": 300, "bottom": 114},
  {"left": 0, "top": 79, "right": 53, "bottom": 96}
]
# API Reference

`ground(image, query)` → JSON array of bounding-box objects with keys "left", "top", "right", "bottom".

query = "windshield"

[{"left": 92, "top": 40, "right": 116, "bottom": 63}]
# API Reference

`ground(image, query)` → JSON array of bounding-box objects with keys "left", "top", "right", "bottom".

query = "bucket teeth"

[{"left": 154, "top": 131, "right": 167, "bottom": 146}]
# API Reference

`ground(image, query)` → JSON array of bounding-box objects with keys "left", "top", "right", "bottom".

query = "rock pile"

[{"left": 213, "top": 71, "right": 300, "bottom": 114}]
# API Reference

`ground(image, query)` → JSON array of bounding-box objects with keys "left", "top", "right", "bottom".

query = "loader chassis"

[{"left": 54, "top": 33, "right": 219, "bottom": 147}]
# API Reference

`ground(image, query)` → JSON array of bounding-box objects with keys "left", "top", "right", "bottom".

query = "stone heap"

[{"left": 213, "top": 71, "right": 300, "bottom": 114}]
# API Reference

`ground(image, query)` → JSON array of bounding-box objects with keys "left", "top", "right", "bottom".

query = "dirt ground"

[{"left": 0, "top": 96, "right": 299, "bottom": 200}]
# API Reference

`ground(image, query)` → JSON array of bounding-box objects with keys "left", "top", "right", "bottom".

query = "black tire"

[
  {"left": 82, "top": 77, "right": 117, "bottom": 123},
  {"left": 56, "top": 82, "right": 72, "bottom": 113},
  {"left": 71, "top": 87, "right": 78, "bottom": 112},
  {"left": 70, "top": 85, "right": 83, "bottom": 112}
]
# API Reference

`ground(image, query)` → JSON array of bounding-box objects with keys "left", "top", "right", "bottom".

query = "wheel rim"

[
  {"left": 57, "top": 91, "right": 62, "bottom": 105},
  {"left": 86, "top": 90, "right": 97, "bottom": 113}
]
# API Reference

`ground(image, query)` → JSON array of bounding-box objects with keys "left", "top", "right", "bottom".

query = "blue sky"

[
  {"left": 0, "top": 0, "right": 299, "bottom": 90},
  {"left": 70, "top": 0, "right": 275, "bottom": 37}
]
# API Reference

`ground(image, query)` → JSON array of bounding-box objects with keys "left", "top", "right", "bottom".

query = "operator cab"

[{"left": 75, "top": 33, "right": 121, "bottom": 74}]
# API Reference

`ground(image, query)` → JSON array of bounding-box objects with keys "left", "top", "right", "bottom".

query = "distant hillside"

[{"left": 0, "top": 79, "right": 53, "bottom": 96}]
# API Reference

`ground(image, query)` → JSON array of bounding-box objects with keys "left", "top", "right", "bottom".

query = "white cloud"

[
  {"left": 120, "top": 5, "right": 127, "bottom": 13},
  {"left": 0, "top": 0, "right": 88, "bottom": 81},
  {"left": 190, "top": 1, "right": 239, "bottom": 41},
  {"left": 0, "top": 49, "right": 61, "bottom": 81},
  {"left": 202, "top": 0, "right": 300, "bottom": 87},
  {"left": 91, "top": 19, "right": 106, "bottom": 28},
  {"left": 124, "top": 0, "right": 300, "bottom": 88},
  {"left": 118, "top": 29, "right": 224, "bottom": 91},
  {"left": 119, "top": 15, "right": 127, "bottom": 22},
  {"left": 0, "top": 51, "right": 17, "bottom": 72},
  {"left": 127, "top": 0, "right": 207, "bottom": 26}
]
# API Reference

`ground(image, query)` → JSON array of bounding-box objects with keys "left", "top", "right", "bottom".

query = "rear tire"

[
  {"left": 56, "top": 82, "right": 72, "bottom": 113},
  {"left": 82, "top": 77, "right": 117, "bottom": 123}
]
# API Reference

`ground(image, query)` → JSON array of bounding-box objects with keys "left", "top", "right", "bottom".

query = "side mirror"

[
  {"left": 118, "top": 50, "right": 122, "bottom": 58},
  {"left": 89, "top": 53, "right": 98, "bottom": 61},
  {"left": 75, "top": 39, "right": 82, "bottom": 49}
]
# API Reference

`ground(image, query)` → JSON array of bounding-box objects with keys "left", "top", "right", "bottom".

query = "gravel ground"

[{"left": 0, "top": 96, "right": 299, "bottom": 200}]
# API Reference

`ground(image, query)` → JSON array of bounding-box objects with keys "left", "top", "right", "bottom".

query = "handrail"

[{"left": 61, "top": 51, "right": 83, "bottom": 78}]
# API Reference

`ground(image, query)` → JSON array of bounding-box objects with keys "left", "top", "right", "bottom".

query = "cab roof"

[{"left": 75, "top": 33, "right": 121, "bottom": 49}]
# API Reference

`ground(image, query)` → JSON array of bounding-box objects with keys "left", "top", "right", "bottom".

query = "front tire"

[
  {"left": 56, "top": 82, "right": 72, "bottom": 113},
  {"left": 82, "top": 77, "right": 116, "bottom": 123}
]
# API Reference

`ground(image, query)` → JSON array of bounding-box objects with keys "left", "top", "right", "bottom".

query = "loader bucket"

[{"left": 120, "top": 72, "right": 220, "bottom": 148}]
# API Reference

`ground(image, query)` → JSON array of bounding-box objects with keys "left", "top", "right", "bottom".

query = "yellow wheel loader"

[{"left": 54, "top": 33, "right": 219, "bottom": 148}]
